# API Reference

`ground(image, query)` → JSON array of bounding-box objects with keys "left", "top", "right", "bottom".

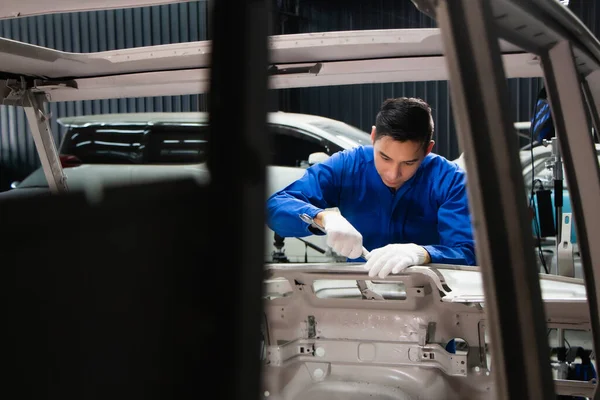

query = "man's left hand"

[{"left": 364, "top": 243, "right": 430, "bottom": 279}]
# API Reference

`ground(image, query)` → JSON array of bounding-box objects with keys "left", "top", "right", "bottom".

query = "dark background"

[{"left": 0, "top": 0, "right": 597, "bottom": 191}]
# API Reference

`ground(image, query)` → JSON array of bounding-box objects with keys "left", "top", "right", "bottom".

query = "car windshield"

[{"left": 307, "top": 119, "right": 371, "bottom": 147}]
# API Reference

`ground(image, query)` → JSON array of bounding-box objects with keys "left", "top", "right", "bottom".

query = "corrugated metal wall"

[
  {"left": 0, "top": 0, "right": 598, "bottom": 189},
  {"left": 275, "top": 0, "right": 545, "bottom": 159}
]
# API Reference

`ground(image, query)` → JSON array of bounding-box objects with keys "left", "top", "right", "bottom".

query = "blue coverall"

[{"left": 266, "top": 145, "right": 476, "bottom": 265}]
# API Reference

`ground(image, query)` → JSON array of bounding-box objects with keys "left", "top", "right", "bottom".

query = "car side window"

[
  {"left": 60, "top": 125, "right": 149, "bottom": 164},
  {"left": 59, "top": 124, "right": 210, "bottom": 164},
  {"left": 268, "top": 124, "right": 338, "bottom": 167},
  {"left": 147, "top": 125, "right": 209, "bottom": 164}
]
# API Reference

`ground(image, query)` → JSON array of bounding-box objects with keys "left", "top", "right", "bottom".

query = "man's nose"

[{"left": 388, "top": 166, "right": 402, "bottom": 180}]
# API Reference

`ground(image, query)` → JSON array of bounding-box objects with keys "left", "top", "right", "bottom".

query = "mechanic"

[{"left": 266, "top": 97, "right": 476, "bottom": 278}]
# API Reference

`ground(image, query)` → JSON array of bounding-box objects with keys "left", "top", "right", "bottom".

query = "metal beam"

[
  {"left": 206, "top": 0, "right": 269, "bottom": 399},
  {"left": 37, "top": 54, "right": 542, "bottom": 103},
  {"left": 0, "top": 28, "right": 528, "bottom": 79},
  {"left": 0, "top": 0, "right": 196, "bottom": 20},
  {"left": 22, "top": 91, "right": 68, "bottom": 194},
  {"left": 435, "top": 0, "right": 555, "bottom": 399},
  {"left": 541, "top": 41, "right": 600, "bottom": 400}
]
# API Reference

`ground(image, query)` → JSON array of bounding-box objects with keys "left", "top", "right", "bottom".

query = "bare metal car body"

[{"left": 261, "top": 264, "right": 593, "bottom": 399}]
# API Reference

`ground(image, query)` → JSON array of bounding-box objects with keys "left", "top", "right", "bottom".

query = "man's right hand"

[{"left": 315, "top": 211, "right": 364, "bottom": 259}]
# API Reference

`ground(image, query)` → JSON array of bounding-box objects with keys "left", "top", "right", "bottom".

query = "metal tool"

[
  {"left": 298, "top": 213, "right": 452, "bottom": 298},
  {"left": 299, "top": 213, "right": 371, "bottom": 259},
  {"left": 300, "top": 213, "right": 377, "bottom": 300}
]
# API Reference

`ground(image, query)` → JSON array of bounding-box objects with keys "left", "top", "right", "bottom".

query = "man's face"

[{"left": 371, "top": 127, "right": 434, "bottom": 190}]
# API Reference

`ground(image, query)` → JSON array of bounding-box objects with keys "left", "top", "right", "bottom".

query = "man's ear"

[
  {"left": 425, "top": 140, "right": 435, "bottom": 155},
  {"left": 371, "top": 126, "right": 376, "bottom": 144}
]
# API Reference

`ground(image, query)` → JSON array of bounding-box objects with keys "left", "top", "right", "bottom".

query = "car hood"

[
  {"left": 14, "top": 163, "right": 307, "bottom": 197},
  {"left": 18, "top": 163, "right": 210, "bottom": 190}
]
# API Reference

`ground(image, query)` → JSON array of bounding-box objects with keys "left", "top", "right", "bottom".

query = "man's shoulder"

[
  {"left": 420, "top": 153, "right": 467, "bottom": 193},
  {"left": 331, "top": 145, "right": 373, "bottom": 165},
  {"left": 423, "top": 153, "right": 464, "bottom": 176}
]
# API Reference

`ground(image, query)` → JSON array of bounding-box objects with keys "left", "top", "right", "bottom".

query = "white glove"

[
  {"left": 321, "top": 213, "right": 364, "bottom": 259},
  {"left": 364, "top": 243, "right": 428, "bottom": 279}
]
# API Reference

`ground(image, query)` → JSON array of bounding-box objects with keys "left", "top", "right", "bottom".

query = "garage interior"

[{"left": 0, "top": 1, "right": 599, "bottom": 399}]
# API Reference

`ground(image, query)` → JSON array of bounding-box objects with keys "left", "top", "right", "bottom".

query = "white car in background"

[{"left": 4, "top": 111, "right": 372, "bottom": 263}]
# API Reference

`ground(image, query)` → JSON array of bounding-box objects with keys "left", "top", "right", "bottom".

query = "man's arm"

[
  {"left": 422, "top": 172, "right": 476, "bottom": 266},
  {"left": 266, "top": 152, "right": 345, "bottom": 238},
  {"left": 364, "top": 166, "right": 476, "bottom": 279}
]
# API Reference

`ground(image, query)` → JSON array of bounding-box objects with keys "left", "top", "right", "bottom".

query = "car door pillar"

[
  {"left": 206, "top": 0, "right": 270, "bottom": 398},
  {"left": 583, "top": 71, "right": 600, "bottom": 144},
  {"left": 541, "top": 40, "right": 600, "bottom": 376},
  {"left": 581, "top": 78, "right": 600, "bottom": 144},
  {"left": 434, "top": 0, "right": 555, "bottom": 398},
  {"left": 21, "top": 90, "right": 68, "bottom": 194}
]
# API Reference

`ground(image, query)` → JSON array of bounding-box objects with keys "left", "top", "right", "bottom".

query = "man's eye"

[{"left": 405, "top": 162, "right": 416, "bottom": 166}]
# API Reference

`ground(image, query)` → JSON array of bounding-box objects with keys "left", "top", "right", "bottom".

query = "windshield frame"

[{"left": 306, "top": 119, "right": 371, "bottom": 148}]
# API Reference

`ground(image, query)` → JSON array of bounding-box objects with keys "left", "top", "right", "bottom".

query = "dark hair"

[{"left": 374, "top": 97, "right": 434, "bottom": 148}]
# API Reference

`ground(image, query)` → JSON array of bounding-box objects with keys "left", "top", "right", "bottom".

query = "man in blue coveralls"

[{"left": 266, "top": 97, "right": 476, "bottom": 279}]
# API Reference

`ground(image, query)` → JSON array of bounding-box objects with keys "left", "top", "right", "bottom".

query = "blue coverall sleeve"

[
  {"left": 266, "top": 152, "right": 344, "bottom": 238},
  {"left": 422, "top": 172, "right": 477, "bottom": 265}
]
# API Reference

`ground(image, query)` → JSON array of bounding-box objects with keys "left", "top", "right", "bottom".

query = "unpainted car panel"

[
  {"left": 264, "top": 365, "right": 494, "bottom": 400},
  {"left": 261, "top": 264, "right": 592, "bottom": 399},
  {"left": 262, "top": 265, "right": 495, "bottom": 399}
]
